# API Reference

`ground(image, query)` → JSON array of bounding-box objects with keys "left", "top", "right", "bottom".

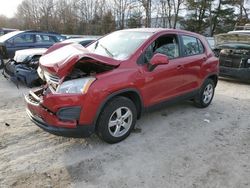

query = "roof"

[
  {"left": 228, "top": 30, "right": 250, "bottom": 35},
  {"left": 120, "top": 28, "right": 203, "bottom": 37}
]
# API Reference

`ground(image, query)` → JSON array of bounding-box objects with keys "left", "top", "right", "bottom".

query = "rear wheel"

[
  {"left": 96, "top": 96, "right": 137, "bottom": 144},
  {"left": 194, "top": 79, "right": 215, "bottom": 108},
  {"left": 0, "top": 56, "right": 4, "bottom": 69}
]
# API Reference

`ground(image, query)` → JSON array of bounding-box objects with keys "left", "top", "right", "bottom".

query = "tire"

[
  {"left": 194, "top": 79, "right": 215, "bottom": 108},
  {"left": 0, "top": 56, "right": 4, "bottom": 69},
  {"left": 96, "top": 96, "right": 137, "bottom": 144}
]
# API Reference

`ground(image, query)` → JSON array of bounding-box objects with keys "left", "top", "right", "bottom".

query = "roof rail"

[{"left": 24, "top": 30, "right": 60, "bottom": 34}]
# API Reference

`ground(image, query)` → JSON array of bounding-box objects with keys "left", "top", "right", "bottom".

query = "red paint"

[{"left": 26, "top": 29, "right": 219, "bottom": 129}]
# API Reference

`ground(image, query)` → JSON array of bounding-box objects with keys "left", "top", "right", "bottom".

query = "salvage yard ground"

[{"left": 0, "top": 74, "right": 250, "bottom": 188}]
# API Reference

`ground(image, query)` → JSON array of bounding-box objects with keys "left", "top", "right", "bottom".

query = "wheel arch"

[
  {"left": 94, "top": 88, "right": 144, "bottom": 128},
  {"left": 204, "top": 74, "right": 218, "bottom": 87}
]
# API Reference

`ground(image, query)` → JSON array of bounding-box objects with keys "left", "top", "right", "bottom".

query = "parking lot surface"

[{"left": 0, "top": 75, "right": 250, "bottom": 188}]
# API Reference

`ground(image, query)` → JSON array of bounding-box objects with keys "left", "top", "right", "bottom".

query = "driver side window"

[{"left": 141, "top": 34, "right": 180, "bottom": 64}]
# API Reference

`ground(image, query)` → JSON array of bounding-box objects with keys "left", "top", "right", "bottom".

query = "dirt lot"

[{"left": 0, "top": 74, "right": 250, "bottom": 188}]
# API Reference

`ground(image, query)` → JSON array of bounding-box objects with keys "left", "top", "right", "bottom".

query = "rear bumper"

[{"left": 219, "top": 66, "right": 250, "bottom": 81}]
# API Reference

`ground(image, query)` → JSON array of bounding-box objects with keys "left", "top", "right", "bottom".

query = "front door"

[{"left": 139, "top": 34, "right": 186, "bottom": 106}]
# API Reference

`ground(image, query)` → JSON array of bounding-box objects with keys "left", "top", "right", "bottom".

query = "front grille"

[
  {"left": 43, "top": 71, "right": 60, "bottom": 92},
  {"left": 219, "top": 50, "right": 242, "bottom": 68}
]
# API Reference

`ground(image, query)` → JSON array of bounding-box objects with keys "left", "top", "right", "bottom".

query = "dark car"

[
  {"left": 0, "top": 28, "right": 18, "bottom": 36},
  {"left": 2, "top": 38, "right": 96, "bottom": 87},
  {"left": 0, "top": 30, "right": 64, "bottom": 69},
  {"left": 25, "top": 28, "right": 219, "bottom": 143},
  {"left": 215, "top": 32, "right": 250, "bottom": 81}
]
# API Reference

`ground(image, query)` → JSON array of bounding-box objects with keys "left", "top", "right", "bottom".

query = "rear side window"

[
  {"left": 182, "top": 35, "right": 204, "bottom": 56},
  {"left": 35, "top": 34, "right": 57, "bottom": 43}
]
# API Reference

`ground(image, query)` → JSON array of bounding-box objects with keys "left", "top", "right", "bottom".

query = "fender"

[
  {"left": 93, "top": 88, "right": 144, "bottom": 127},
  {"left": 202, "top": 72, "right": 219, "bottom": 87}
]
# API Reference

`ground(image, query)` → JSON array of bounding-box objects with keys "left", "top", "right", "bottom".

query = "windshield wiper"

[{"left": 95, "top": 41, "right": 113, "bottom": 57}]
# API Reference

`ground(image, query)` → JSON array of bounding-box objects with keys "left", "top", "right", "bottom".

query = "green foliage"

[{"left": 127, "top": 12, "right": 142, "bottom": 28}]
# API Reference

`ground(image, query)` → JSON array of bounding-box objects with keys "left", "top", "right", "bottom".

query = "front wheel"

[
  {"left": 96, "top": 96, "right": 137, "bottom": 144},
  {"left": 194, "top": 79, "right": 215, "bottom": 108}
]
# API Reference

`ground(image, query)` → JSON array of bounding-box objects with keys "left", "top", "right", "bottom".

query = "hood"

[
  {"left": 14, "top": 48, "right": 47, "bottom": 62},
  {"left": 215, "top": 33, "right": 250, "bottom": 46},
  {"left": 39, "top": 43, "right": 121, "bottom": 77}
]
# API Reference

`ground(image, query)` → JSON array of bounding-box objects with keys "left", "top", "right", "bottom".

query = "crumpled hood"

[
  {"left": 39, "top": 43, "right": 121, "bottom": 77},
  {"left": 14, "top": 48, "right": 47, "bottom": 62},
  {"left": 215, "top": 33, "right": 250, "bottom": 46}
]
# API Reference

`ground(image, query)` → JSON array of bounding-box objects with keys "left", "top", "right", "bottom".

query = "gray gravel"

[{"left": 0, "top": 75, "right": 250, "bottom": 188}]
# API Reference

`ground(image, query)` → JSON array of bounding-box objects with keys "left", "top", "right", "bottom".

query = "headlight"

[
  {"left": 56, "top": 77, "right": 95, "bottom": 94},
  {"left": 37, "top": 66, "right": 45, "bottom": 80}
]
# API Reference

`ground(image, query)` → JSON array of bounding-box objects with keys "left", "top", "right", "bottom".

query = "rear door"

[{"left": 34, "top": 34, "right": 58, "bottom": 48}]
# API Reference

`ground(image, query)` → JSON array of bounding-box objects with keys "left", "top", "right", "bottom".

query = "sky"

[{"left": 0, "top": 0, "right": 23, "bottom": 18}]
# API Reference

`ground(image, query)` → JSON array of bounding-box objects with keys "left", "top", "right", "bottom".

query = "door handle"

[{"left": 177, "top": 65, "right": 183, "bottom": 70}]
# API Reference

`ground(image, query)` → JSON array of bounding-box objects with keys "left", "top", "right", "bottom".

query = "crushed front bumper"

[
  {"left": 2, "top": 59, "right": 41, "bottom": 87},
  {"left": 219, "top": 66, "right": 250, "bottom": 81},
  {"left": 25, "top": 88, "right": 95, "bottom": 137}
]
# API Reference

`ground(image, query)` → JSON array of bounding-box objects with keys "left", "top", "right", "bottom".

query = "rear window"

[{"left": 35, "top": 34, "right": 57, "bottom": 43}]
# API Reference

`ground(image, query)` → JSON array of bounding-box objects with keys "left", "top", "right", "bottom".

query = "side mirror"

[{"left": 148, "top": 53, "right": 169, "bottom": 71}]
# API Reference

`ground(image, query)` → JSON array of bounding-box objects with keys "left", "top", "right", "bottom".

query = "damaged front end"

[
  {"left": 215, "top": 33, "right": 250, "bottom": 81},
  {"left": 25, "top": 44, "right": 118, "bottom": 137},
  {"left": 2, "top": 48, "right": 47, "bottom": 87}
]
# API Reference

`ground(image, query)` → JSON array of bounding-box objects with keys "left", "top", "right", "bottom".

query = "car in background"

[
  {"left": 0, "top": 28, "right": 18, "bottom": 36},
  {"left": 44, "top": 37, "right": 97, "bottom": 55},
  {"left": 215, "top": 32, "right": 250, "bottom": 81},
  {"left": 25, "top": 28, "right": 218, "bottom": 143},
  {"left": 206, "top": 37, "right": 215, "bottom": 50},
  {"left": 0, "top": 30, "right": 64, "bottom": 69},
  {"left": 2, "top": 38, "right": 96, "bottom": 87}
]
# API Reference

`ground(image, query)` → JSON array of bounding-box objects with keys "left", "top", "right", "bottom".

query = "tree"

[
  {"left": 184, "top": 0, "right": 210, "bottom": 33},
  {"left": 101, "top": 11, "right": 116, "bottom": 34},
  {"left": 139, "top": 0, "right": 152, "bottom": 27},
  {"left": 127, "top": 11, "right": 142, "bottom": 28},
  {"left": 113, "top": 0, "right": 133, "bottom": 29},
  {"left": 157, "top": 0, "right": 184, "bottom": 28}
]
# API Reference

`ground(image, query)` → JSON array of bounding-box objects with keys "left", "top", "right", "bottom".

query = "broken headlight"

[
  {"left": 37, "top": 66, "right": 45, "bottom": 81},
  {"left": 56, "top": 77, "right": 95, "bottom": 94}
]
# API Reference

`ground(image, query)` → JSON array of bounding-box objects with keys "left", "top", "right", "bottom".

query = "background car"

[
  {"left": 206, "top": 37, "right": 215, "bottom": 50},
  {"left": 0, "top": 28, "right": 18, "bottom": 36},
  {"left": 215, "top": 32, "right": 250, "bottom": 81},
  {"left": 2, "top": 37, "right": 97, "bottom": 87},
  {"left": 0, "top": 30, "right": 64, "bottom": 69}
]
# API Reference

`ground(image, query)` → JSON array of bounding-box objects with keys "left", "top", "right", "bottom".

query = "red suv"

[{"left": 25, "top": 28, "right": 219, "bottom": 143}]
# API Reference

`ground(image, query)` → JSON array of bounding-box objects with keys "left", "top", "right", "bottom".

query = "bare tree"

[
  {"left": 158, "top": 0, "right": 184, "bottom": 28},
  {"left": 113, "top": 0, "right": 132, "bottom": 29},
  {"left": 139, "top": 0, "right": 152, "bottom": 27}
]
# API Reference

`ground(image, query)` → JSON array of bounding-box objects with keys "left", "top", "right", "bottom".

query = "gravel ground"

[{"left": 0, "top": 74, "right": 250, "bottom": 188}]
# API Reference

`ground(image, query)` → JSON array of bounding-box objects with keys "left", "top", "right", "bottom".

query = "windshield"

[
  {"left": 87, "top": 30, "right": 153, "bottom": 60},
  {"left": 0, "top": 31, "right": 23, "bottom": 42}
]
